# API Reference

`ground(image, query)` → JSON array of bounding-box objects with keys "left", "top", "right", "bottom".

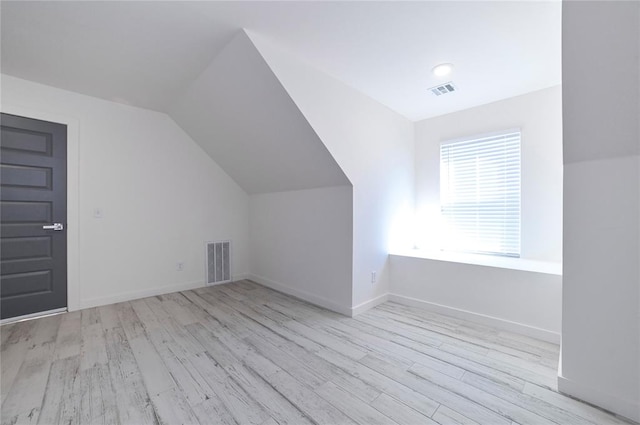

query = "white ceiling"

[
  {"left": 1, "top": 1, "right": 561, "bottom": 122},
  {"left": 169, "top": 30, "right": 350, "bottom": 194}
]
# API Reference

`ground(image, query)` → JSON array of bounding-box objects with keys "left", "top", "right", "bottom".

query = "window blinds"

[{"left": 440, "top": 130, "right": 521, "bottom": 257}]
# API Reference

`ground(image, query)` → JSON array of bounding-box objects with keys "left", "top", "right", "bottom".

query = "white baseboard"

[
  {"left": 80, "top": 280, "right": 206, "bottom": 309},
  {"left": 388, "top": 293, "right": 561, "bottom": 344},
  {"left": 248, "top": 273, "right": 352, "bottom": 316},
  {"left": 233, "top": 272, "right": 251, "bottom": 282},
  {"left": 351, "top": 293, "right": 389, "bottom": 317},
  {"left": 558, "top": 375, "right": 640, "bottom": 423}
]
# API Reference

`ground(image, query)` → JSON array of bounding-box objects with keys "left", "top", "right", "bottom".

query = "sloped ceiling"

[
  {"left": 168, "top": 30, "right": 350, "bottom": 194},
  {"left": 1, "top": 1, "right": 560, "bottom": 194},
  {"left": 1, "top": 1, "right": 561, "bottom": 121}
]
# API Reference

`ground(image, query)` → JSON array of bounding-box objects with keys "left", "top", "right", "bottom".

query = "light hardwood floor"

[{"left": 0, "top": 280, "right": 634, "bottom": 425}]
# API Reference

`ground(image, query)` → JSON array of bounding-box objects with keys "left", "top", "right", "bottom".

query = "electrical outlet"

[
  {"left": 371, "top": 271, "right": 376, "bottom": 284},
  {"left": 176, "top": 262, "right": 184, "bottom": 271}
]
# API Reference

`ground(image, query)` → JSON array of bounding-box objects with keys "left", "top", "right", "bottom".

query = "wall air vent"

[
  {"left": 206, "top": 240, "right": 231, "bottom": 285},
  {"left": 429, "top": 82, "right": 456, "bottom": 96}
]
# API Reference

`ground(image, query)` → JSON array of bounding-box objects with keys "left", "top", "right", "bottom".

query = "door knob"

[{"left": 43, "top": 223, "right": 64, "bottom": 231}]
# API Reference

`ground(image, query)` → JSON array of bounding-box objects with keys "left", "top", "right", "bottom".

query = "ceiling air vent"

[{"left": 429, "top": 82, "right": 456, "bottom": 96}]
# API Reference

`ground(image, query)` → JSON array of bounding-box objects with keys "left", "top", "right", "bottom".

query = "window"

[{"left": 440, "top": 130, "right": 521, "bottom": 257}]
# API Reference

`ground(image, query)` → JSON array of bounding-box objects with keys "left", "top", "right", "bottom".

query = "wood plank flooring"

[{"left": 0, "top": 280, "right": 634, "bottom": 425}]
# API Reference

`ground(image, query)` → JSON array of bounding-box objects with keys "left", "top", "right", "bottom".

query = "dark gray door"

[{"left": 1, "top": 113, "right": 67, "bottom": 319}]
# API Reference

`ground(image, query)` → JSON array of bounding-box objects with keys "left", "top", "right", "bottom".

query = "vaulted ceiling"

[
  {"left": 1, "top": 1, "right": 561, "bottom": 121},
  {"left": 0, "top": 1, "right": 561, "bottom": 194},
  {"left": 169, "top": 31, "right": 349, "bottom": 194}
]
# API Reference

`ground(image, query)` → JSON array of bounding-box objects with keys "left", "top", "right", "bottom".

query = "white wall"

[
  {"left": 169, "top": 31, "right": 349, "bottom": 195},
  {"left": 249, "top": 186, "right": 353, "bottom": 314},
  {"left": 560, "top": 1, "right": 640, "bottom": 421},
  {"left": 387, "top": 86, "right": 564, "bottom": 342},
  {"left": 1, "top": 75, "right": 250, "bottom": 310},
  {"left": 415, "top": 86, "right": 563, "bottom": 263},
  {"left": 249, "top": 33, "right": 415, "bottom": 311},
  {"left": 389, "top": 255, "right": 562, "bottom": 342}
]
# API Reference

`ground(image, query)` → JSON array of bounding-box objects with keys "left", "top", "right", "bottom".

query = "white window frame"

[{"left": 439, "top": 129, "right": 521, "bottom": 257}]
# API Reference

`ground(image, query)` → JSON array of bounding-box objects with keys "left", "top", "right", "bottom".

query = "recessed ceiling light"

[{"left": 432, "top": 63, "right": 454, "bottom": 77}]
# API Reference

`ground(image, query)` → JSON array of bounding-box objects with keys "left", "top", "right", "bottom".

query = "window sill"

[{"left": 389, "top": 248, "right": 562, "bottom": 276}]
